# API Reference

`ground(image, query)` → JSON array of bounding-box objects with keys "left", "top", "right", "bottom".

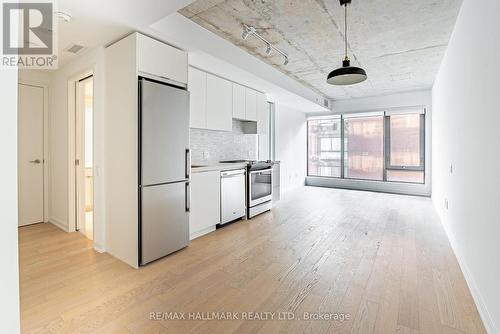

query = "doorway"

[
  {"left": 18, "top": 83, "right": 47, "bottom": 226},
  {"left": 75, "top": 75, "right": 94, "bottom": 240}
]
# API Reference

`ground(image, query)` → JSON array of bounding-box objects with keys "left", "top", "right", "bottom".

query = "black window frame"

[{"left": 307, "top": 109, "right": 426, "bottom": 184}]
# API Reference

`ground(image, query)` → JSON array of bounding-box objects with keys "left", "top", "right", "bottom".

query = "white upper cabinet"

[
  {"left": 188, "top": 67, "right": 207, "bottom": 129},
  {"left": 245, "top": 88, "right": 257, "bottom": 122},
  {"left": 187, "top": 67, "right": 268, "bottom": 132},
  {"left": 206, "top": 74, "right": 233, "bottom": 131},
  {"left": 188, "top": 68, "right": 232, "bottom": 132},
  {"left": 257, "top": 92, "right": 270, "bottom": 160},
  {"left": 136, "top": 33, "right": 188, "bottom": 84},
  {"left": 232, "top": 83, "right": 246, "bottom": 120},
  {"left": 257, "top": 92, "right": 269, "bottom": 135}
]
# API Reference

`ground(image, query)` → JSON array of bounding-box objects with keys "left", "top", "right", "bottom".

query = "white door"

[{"left": 18, "top": 84, "right": 44, "bottom": 226}]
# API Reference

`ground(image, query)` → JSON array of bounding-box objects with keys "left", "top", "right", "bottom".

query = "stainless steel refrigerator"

[{"left": 139, "top": 78, "right": 190, "bottom": 266}]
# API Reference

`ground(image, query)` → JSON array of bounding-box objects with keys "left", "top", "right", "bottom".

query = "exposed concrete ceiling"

[{"left": 179, "top": 0, "right": 462, "bottom": 100}]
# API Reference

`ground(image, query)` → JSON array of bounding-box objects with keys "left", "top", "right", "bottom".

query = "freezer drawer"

[
  {"left": 140, "top": 182, "right": 189, "bottom": 265},
  {"left": 140, "top": 79, "right": 190, "bottom": 186},
  {"left": 220, "top": 169, "right": 246, "bottom": 225}
]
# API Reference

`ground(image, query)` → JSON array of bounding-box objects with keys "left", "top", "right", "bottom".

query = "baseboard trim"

[
  {"left": 435, "top": 204, "right": 498, "bottom": 334},
  {"left": 190, "top": 226, "right": 216, "bottom": 240},
  {"left": 93, "top": 243, "right": 105, "bottom": 253},
  {"left": 306, "top": 176, "right": 431, "bottom": 197},
  {"left": 49, "top": 217, "right": 69, "bottom": 232}
]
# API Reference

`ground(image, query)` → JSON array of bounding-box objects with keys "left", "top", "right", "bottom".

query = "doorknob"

[{"left": 29, "top": 159, "right": 41, "bottom": 164}]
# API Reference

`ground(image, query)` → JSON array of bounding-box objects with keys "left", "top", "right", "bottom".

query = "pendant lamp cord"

[{"left": 344, "top": 3, "right": 348, "bottom": 61}]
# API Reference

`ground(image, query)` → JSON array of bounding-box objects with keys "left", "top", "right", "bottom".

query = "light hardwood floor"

[{"left": 19, "top": 187, "right": 486, "bottom": 334}]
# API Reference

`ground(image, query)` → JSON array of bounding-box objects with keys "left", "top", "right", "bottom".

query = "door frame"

[
  {"left": 68, "top": 69, "right": 94, "bottom": 234},
  {"left": 18, "top": 80, "right": 49, "bottom": 224}
]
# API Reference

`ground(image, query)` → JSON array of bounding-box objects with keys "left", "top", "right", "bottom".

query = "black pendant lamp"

[{"left": 327, "top": 0, "right": 367, "bottom": 85}]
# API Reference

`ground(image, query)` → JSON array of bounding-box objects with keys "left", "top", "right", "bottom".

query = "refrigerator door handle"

[
  {"left": 185, "top": 182, "right": 190, "bottom": 212},
  {"left": 185, "top": 149, "right": 191, "bottom": 179}
]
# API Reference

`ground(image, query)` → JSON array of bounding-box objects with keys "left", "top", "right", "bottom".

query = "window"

[
  {"left": 307, "top": 109, "right": 425, "bottom": 184},
  {"left": 386, "top": 113, "right": 424, "bottom": 183},
  {"left": 308, "top": 118, "right": 341, "bottom": 177},
  {"left": 344, "top": 116, "right": 384, "bottom": 181}
]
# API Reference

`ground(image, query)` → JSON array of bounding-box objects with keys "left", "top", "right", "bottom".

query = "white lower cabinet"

[{"left": 190, "top": 171, "right": 220, "bottom": 240}]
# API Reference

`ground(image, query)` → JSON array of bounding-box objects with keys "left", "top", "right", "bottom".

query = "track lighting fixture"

[{"left": 241, "top": 24, "right": 289, "bottom": 66}]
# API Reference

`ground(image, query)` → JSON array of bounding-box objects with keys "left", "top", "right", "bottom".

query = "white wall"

[
  {"left": 329, "top": 90, "right": 432, "bottom": 115},
  {"left": 0, "top": 68, "right": 20, "bottom": 332},
  {"left": 307, "top": 90, "right": 432, "bottom": 197},
  {"left": 275, "top": 104, "right": 307, "bottom": 194},
  {"left": 47, "top": 48, "right": 106, "bottom": 251},
  {"left": 19, "top": 69, "right": 51, "bottom": 85},
  {"left": 432, "top": 0, "right": 500, "bottom": 332}
]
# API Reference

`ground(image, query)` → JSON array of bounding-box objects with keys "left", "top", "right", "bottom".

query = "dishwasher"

[{"left": 220, "top": 169, "right": 246, "bottom": 225}]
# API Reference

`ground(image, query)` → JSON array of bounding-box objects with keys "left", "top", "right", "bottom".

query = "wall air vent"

[
  {"left": 65, "top": 44, "right": 85, "bottom": 54},
  {"left": 323, "top": 98, "right": 330, "bottom": 108}
]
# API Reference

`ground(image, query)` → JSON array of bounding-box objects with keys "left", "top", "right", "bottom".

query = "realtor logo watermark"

[{"left": 1, "top": 1, "right": 58, "bottom": 69}]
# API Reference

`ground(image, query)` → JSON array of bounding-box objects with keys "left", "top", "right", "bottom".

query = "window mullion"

[
  {"left": 340, "top": 115, "right": 345, "bottom": 179},
  {"left": 383, "top": 113, "right": 389, "bottom": 182}
]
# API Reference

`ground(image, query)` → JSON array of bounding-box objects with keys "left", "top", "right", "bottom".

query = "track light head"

[
  {"left": 55, "top": 11, "right": 72, "bottom": 22},
  {"left": 242, "top": 25, "right": 255, "bottom": 40},
  {"left": 266, "top": 44, "right": 272, "bottom": 55},
  {"left": 242, "top": 24, "right": 289, "bottom": 66}
]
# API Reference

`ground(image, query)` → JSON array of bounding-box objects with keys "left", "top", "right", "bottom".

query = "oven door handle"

[
  {"left": 221, "top": 169, "right": 246, "bottom": 178},
  {"left": 250, "top": 168, "right": 272, "bottom": 175}
]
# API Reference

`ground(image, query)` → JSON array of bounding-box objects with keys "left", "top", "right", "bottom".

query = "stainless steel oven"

[{"left": 248, "top": 163, "right": 273, "bottom": 218}]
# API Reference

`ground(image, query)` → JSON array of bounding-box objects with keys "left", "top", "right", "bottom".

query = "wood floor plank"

[
  {"left": 19, "top": 187, "right": 486, "bottom": 334},
  {"left": 350, "top": 299, "right": 379, "bottom": 334}
]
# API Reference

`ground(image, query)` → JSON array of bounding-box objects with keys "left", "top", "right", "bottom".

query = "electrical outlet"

[
  {"left": 203, "top": 151, "right": 210, "bottom": 160},
  {"left": 444, "top": 199, "right": 449, "bottom": 210}
]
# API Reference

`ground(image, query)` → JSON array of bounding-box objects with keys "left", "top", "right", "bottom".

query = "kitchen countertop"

[{"left": 191, "top": 162, "right": 248, "bottom": 173}]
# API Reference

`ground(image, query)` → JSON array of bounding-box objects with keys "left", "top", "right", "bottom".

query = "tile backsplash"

[{"left": 190, "top": 120, "right": 258, "bottom": 165}]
